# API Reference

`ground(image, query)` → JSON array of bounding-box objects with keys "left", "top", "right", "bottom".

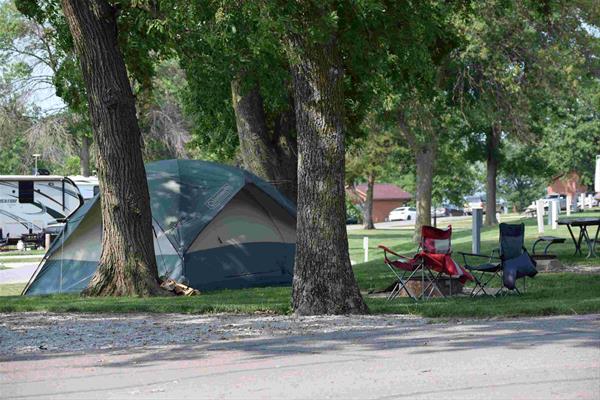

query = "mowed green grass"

[
  {"left": 0, "top": 257, "right": 43, "bottom": 263},
  {"left": 1, "top": 274, "right": 598, "bottom": 318},
  {"left": 0, "top": 249, "right": 46, "bottom": 255},
  {"left": 0, "top": 211, "right": 598, "bottom": 318},
  {"left": 0, "top": 283, "right": 25, "bottom": 296}
]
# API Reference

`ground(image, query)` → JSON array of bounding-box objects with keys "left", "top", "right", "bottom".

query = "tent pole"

[{"left": 59, "top": 221, "right": 66, "bottom": 293}]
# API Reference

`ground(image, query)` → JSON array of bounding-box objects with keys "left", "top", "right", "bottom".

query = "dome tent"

[{"left": 23, "top": 160, "right": 296, "bottom": 295}]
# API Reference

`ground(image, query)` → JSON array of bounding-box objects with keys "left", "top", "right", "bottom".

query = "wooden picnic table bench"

[{"left": 532, "top": 236, "right": 566, "bottom": 255}]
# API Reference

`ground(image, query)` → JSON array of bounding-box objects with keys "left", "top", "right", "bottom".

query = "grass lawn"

[
  {"left": 0, "top": 211, "right": 598, "bottom": 318},
  {"left": 0, "top": 249, "right": 46, "bottom": 255},
  {"left": 0, "top": 274, "right": 598, "bottom": 318},
  {"left": 0, "top": 283, "right": 27, "bottom": 296},
  {"left": 0, "top": 257, "right": 43, "bottom": 263}
]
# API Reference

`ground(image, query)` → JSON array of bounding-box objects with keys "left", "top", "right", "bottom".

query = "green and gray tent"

[{"left": 23, "top": 160, "right": 296, "bottom": 295}]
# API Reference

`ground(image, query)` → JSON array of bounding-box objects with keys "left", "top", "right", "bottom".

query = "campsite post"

[
  {"left": 472, "top": 208, "right": 482, "bottom": 254},
  {"left": 551, "top": 200, "right": 559, "bottom": 230},
  {"left": 363, "top": 237, "right": 369, "bottom": 262},
  {"left": 536, "top": 200, "right": 544, "bottom": 233}
]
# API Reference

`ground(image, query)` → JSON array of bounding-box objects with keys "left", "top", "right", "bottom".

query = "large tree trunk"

[
  {"left": 288, "top": 33, "right": 367, "bottom": 315},
  {"left": 79, "top": 135, "right": 90, "bottom": 177},
  {"left": 363, "top": 172, "right": 375, "bottom": 229},
  {"left": 231, "top": 77, "right": 298, "bottom": 203},
  {"left": 485, "top": 124, "right": 501, "bottom": 225},
  {"left": 61, "top": 0, "right": 162, "bottom": 296},
  {"left": 415, "top": 145, "right": 435, "bottom": 240}
]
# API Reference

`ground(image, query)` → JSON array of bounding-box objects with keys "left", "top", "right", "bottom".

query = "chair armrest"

[
  {"left": 458, "top": 251, "right": 501, "bottom": 266},
  {"left": 378, "top": 245, "right": 413, "bottom": 260},
  {"left": 458, "top": 251, "right": 499, "bottom": 259}
]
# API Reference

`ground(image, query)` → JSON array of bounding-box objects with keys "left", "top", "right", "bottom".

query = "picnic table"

[{"left": 557, "top": 217, "right": 600, "bottom": 258}]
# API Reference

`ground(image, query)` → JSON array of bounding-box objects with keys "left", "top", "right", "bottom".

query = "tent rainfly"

[{"left": 23, "top": 160, "right": 296, "bottom": 295}]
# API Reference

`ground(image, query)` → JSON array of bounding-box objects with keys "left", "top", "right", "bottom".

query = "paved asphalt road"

[
  {"left": 1, "top": 314, "right": 598, "bottom": 399},
  {"left": 0, "top": 262, "right": 38, "bottom": 284}
]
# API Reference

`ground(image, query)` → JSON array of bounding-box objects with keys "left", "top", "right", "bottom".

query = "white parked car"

[
  {"left": 431, "top": 207, "right": 447, "bottom": 217},
  {"left": 543, "top": 194, "right": 566, "bottom": 210},
  {"left": 388, "top": 206, "right": 417, "bottom": 221}
]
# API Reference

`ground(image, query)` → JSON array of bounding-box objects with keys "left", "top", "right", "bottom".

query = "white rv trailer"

[
  {"left": 68, "top": 176, "right": 100, "bottom": 201},
  {"left": 0, "top": 175, "right": 87, "bottom": 242}
]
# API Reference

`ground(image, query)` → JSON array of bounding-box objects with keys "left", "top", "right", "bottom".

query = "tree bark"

[
  {"left": 396, "top": 112, "right": 436, "bottom": 241},
  {"left": 415, "top": 145, "right": 435, "bottom": 241},
  {"left": 288, "top": 33, "right": 367, "bottom": 315},
  {"left": 363, "top": 172, "right": 375, "bottom": 229},
  {"left": 485, "top": 124, "right": 501, "bottom": 225},
  {"left": 272, "top": 105, "right": 298, "bottom": 203},
  {"left": 61, "top": 0, "right": 162, "bottom": 296},
  {"left": 231, "top": 76, "right": 298, "bottom": 203},
  {"left": 79, "top": 135, "right": 90, "bottom": 177}
]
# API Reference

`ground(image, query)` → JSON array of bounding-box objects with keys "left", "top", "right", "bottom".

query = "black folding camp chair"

[
  {"left": 459, "top": 249, "right": 502, "bottom": 296},
  {"left": 460, "top": 223, "right": 537, "bottom": 296}
]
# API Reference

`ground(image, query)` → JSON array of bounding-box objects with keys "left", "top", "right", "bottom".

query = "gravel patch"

[
  {"left": 551, "top": 265, "right": 600, "bottom": 273},
  {"left": 0, "top": 313, "right": 426, "bottom": 357}
]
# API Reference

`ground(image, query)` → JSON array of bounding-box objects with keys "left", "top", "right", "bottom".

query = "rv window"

[
  {"left": 93, "top": 185, "right": 100, "bottom": 196},
  {"left": 18, "top": 181, "right": 34, "bottom": 203}
]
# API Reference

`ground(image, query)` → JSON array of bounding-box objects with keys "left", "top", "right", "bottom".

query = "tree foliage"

[{"left": 541, "top": 80, "right": 600, "bottom": 188}]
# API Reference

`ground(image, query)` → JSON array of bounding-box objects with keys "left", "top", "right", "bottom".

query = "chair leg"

[
  {"left": 386, "top": 282, "right": 400, "bottom": 301},
  {"left": 514, "top": 286, "right": 522, "bottom": 295},
  {"left": 396, "top": 271, "right": 418, "bottom": 301},
  {"left": 474, "top": 272, "right": 490, "bottom": 296},
  {"left": 497, "top": 272, "right": 523, "bottom": 296},
  {"left": 422, "top": 270, "right": 444, "bottom": 299},
  {"left": 468, "top": 271, "right": 485, "bottom": 296},
  {"left": 470, "top": 270, "right": 499, "bottom": 297},
  {"left": 385, "top": 264, "right": 418, "bottom": 301}
]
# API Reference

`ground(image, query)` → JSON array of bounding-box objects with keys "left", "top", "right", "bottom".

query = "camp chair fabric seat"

[
  {"left": 466, "top": 262, "right": 501, "bottom": 272},
  {"left": 420, "top": 252, "right": 474, "bottom": 284},
  {"left": 460, "top": 253, "right": 503, "bottom": 296},
  {"left": 418, "top": 225, "right": 473, "bottom": 284},
  {"left": 389, "top": 259, "right": 418, "bottom": 272}
]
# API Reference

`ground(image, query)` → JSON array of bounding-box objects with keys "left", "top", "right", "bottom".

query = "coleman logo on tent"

[{"left": 205, "top": 184, "right": 234, "bottom": 210}]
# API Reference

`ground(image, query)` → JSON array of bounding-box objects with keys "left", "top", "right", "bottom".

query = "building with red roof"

[
  {"left": 347, "top": 183, "right": 412, "bottom": 223},
  {"left": 547, "top": 171, "right": 587, "bottom": 202}
]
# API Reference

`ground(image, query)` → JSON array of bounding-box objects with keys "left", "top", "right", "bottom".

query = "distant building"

[
  {"left": 547, "top": 171, "right": 587, "bottom": 202},
  {"left": 347, "top": 183, "right": 412, "bottom": 223}
]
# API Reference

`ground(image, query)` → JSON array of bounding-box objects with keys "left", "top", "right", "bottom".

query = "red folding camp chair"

[{"left": 379, "top": 225, "right": 473, "bottom": 301}]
